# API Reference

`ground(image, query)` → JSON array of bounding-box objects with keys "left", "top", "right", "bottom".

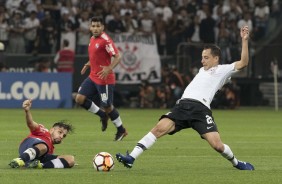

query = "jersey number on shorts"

[
  {"left": 205, "top": 115, "right": 214, "bottom": 125},
  {"left": 101, "top": 93, "right": 108, "bottom": 101}
]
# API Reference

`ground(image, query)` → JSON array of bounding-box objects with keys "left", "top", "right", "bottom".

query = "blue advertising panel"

[{"left": 0, "top": 73, "right": 72, "bottom": 108}]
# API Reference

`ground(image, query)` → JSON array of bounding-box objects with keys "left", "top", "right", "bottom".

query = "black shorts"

[{"left": 160, "top": 99, "right": 218, "bottom": 136}]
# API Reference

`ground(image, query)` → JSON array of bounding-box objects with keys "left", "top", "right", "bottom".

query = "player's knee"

[
  {"left": 75, "top": 94, "right": 84, "bottom": 104},
  {"left": 34, "top": 143, "right": 48, "bottom": 156},
  {"left": 60, "top": 155, "right": 75, "bottom": 168},
  {"left": 66, "top": 155, "right": 75, "bottom": 168}
]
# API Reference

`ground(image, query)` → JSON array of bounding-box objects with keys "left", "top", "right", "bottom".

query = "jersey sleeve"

[
  {"left": 31, "top": 124, "right": 49, "bottom": 135},
  {"left": 105, "top": 40, "right": 118, "bottom": 57}
]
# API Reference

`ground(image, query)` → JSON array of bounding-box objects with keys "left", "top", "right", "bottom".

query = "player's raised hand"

[
  {"left": 22, "top": 99, "right": 32, "bottom": 111},
  {"left": 240, "top": 26, "right": 249, "bottom": 40}
]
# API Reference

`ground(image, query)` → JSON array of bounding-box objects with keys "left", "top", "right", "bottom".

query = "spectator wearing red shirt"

[
  {"left": 9, "top": 99, "right": 75, "bottom": 169},
  {"left": 54, "top": 39, "right": 75, "bottom": 73},
  {"left": 75, "top": 16, "right": 127, "bottom": 141}
]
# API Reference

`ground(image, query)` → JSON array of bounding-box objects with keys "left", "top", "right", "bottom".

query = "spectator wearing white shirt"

[
  {"left": 76, "top": 11, "right": 90, "bottom": 54},
  {"left": 122, "top": 12, "right": 139, "bottom": 34},
  {"left": 153, "top": 0, "right": 173, "bottom": 23},
  {"left": 139, "top": 8, "right": 155, "bottom": 35},
  {"left": 7, "top": 11, "right": 25, "bottom": 53},
  {"left": 0, "top": 12, "right": 9, "bottom": 50},
  {"left": 24, "top": 10, "right": 40, "bottom": 53},
  {"left": 253, "top": 0, "right": 269, "bottom": 40}
]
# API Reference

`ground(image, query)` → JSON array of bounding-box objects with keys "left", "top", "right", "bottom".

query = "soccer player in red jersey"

[
  {"left": 75, "top": 16, "right": 127, "bottom": 141},
  {"left": 9, "top": 99, "right": 75, "bottom": 169}
]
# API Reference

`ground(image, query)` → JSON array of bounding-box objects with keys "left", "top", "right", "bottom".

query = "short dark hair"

[
  {"left": 53, "top": 120, "right": 74, "bottom": 134},
  {"left": 63, "top": 39, "right": 69, "bottom": 47},
  {"left": 203, "top": 44, "right": 221, "bottom": 61},
  {"left": 90, "top": 15, "right": 104, "bottom": 25}
]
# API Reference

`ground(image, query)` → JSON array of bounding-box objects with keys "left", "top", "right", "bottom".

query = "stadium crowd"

[
  {"left": 0, "top": 0, "right": 280, "bottom": 55},
  {"left": 0, "top": 0, "right": 281, "bottom": 108}
]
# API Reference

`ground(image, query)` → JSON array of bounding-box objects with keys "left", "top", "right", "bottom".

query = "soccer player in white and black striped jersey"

[{"left": 116, "top": 26, "right": 254, "bottom": 170}]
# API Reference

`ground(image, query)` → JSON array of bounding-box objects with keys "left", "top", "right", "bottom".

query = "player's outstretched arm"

[
  {"left": 234, "top": 26, "right": 249, "bottom": 70},
  {"left": 22, "top": 99, "right": 39, "bottom": 131}
]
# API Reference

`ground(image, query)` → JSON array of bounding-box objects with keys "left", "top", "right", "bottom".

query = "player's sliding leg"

[
  {"left": 116, "top": 132, "right": 156, "bottom": 168},
  {"left": 28, "top": 155, "right": 75, "bottom": 169},
  {"left": 220, "top": 144, "right": 254, "bottom": 170},
  {"left": 9, "top": 145, "right": 43, "bottom": 168}
]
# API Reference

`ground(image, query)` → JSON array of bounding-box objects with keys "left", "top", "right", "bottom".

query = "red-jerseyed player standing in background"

[{"left": 75, "top": 16, "right": 127, "bottom": 141}]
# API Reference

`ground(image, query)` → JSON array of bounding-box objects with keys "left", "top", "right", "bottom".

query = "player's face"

[
  {"left": 201, "top": 49, "right": 219, "bottom": 70},
  {"left": 90, "top": 21, "right": 104, "bottom": 37},
  {"left": 50, "top": 127, "right": 68, "bottom": 144}
]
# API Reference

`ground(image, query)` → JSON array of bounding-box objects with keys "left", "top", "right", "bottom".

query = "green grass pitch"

[{"left": 0, "top": 107, "right": 281, "bottom": 184}]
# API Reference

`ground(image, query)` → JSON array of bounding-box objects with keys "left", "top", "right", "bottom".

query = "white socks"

[
  {"left": 87, "top": 102, "right": 100, "bottom": 113},
  {"left": 51, "top": 158, "right": 64, "bottom": 168},
  {"left": 130, "top": 132, "right": 157, "bottom": 159},
  {"left": 23, "top": 148, "right": 37, "bottom": 161},
  {"left": 112, "top": 116, "right": 122, "bottom": 127},
  {"left": 221, "top": 144, "right": 238, "bottom": 166}
]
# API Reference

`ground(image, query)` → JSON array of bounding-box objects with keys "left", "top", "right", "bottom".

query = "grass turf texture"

[{"left": 0, "top": 107, "right": 281, "bottom": 184}]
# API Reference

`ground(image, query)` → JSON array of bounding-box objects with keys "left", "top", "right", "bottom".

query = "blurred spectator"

[
  {"left": 185, "top": 15, "right": 201, "bottom": 43},
  {"left": 270, "top": 0, "right": 280, "bottom": 18},
  {"left": 139, "top": 80, "right": 155, "bottom": 108},
  {"left": 24, "top": 10, "right": 40, "bottom": 53},
  {"left": 154, "top": 84, "right": 168, "bottom": 108},
  {"left": 25, "top": 0, "right": 40, "bottom": 13},
  {"left": 211, "top": 83, "right": 239, "bottom": 109},
  {"left": 153, "top": 0, "right": 173, "bottom": 23},
  {"left": 122, "top": 12, "right": 138, "bottom": 34},
  {"left": 199, "top": 10, "right": 216, "bottom": 43},
  {"left": 0, "top": 12, "right": 9, "bottom": 50},
  {"left": 136, "top": 0, "right": 155, "bottom": 15},
  {"left": 0, "top": 41, "right": 7, "bottom": 70},
  {"left": 196, "top": 2, "right": 209, "bottom": 22},
  {"left": 105, "top": 7, "right": 115, "bottom": 25},
  {"left": 179, "top": 7, "right": 191, "bottom": 28},
  {"left": 119, "top": 0, "right": 135, "bottom": 17},
  {"left": 7, "top": 11, "right": 25, "bottom": 53},
  {"left": 59, "top": 10, "right": 76, "bottom": 51},
  {"left": 166, "top": 11, "right": 185, "bottom": 55},
  {"left": 76, "top": 11, "right": 90, "bottom": 54},
  {"left": 253, "top": 0, "right": 270, "bottom": 41},
  {"left": 0, "top": 61, "right": 7, "bottom": 72},
  {"left": 5, "top": 0, "right": 22, "bottom": 15},
  {"left": 168, "top": 67, "right": 185, "bottom": 100},
  {"left": 217, "top": 21, "right": 231, "bottom": 63},
  {"left": 185, "top": 0, "right": 199, "bottom": 18},
  {"left": 138, "top": 8, "right": 155, "bottom": 35},
  {"left": 41, "top": 0, "right": 60, "bottom": 22},
  {"left": 225, "top": 1, "right": 242, "bottom": 22},
  {"left": 154, "top": 12, "right": 167, "bottom": 55},
  {"left": 38, "top": 11, "right": 57, "bottom": 53},
  {"left": 107, "top": 12, "right": 125, "bottom": 33},
  {"left": 30, "top": 56, "right": 51, "bottom": 72},
  {"left": 54, "top": 39, "right": 75, "bottom": 73}
]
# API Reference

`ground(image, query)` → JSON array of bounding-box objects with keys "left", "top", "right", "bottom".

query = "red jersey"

[
  {"left": 88, "top": 32, "right": 118, "bottom": 85},
  {"left": 57, "top": 49, "right": 75, "bottom": 73},
  {"left": 25, "top": 124, "right": 54, "bottom": 154}
]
